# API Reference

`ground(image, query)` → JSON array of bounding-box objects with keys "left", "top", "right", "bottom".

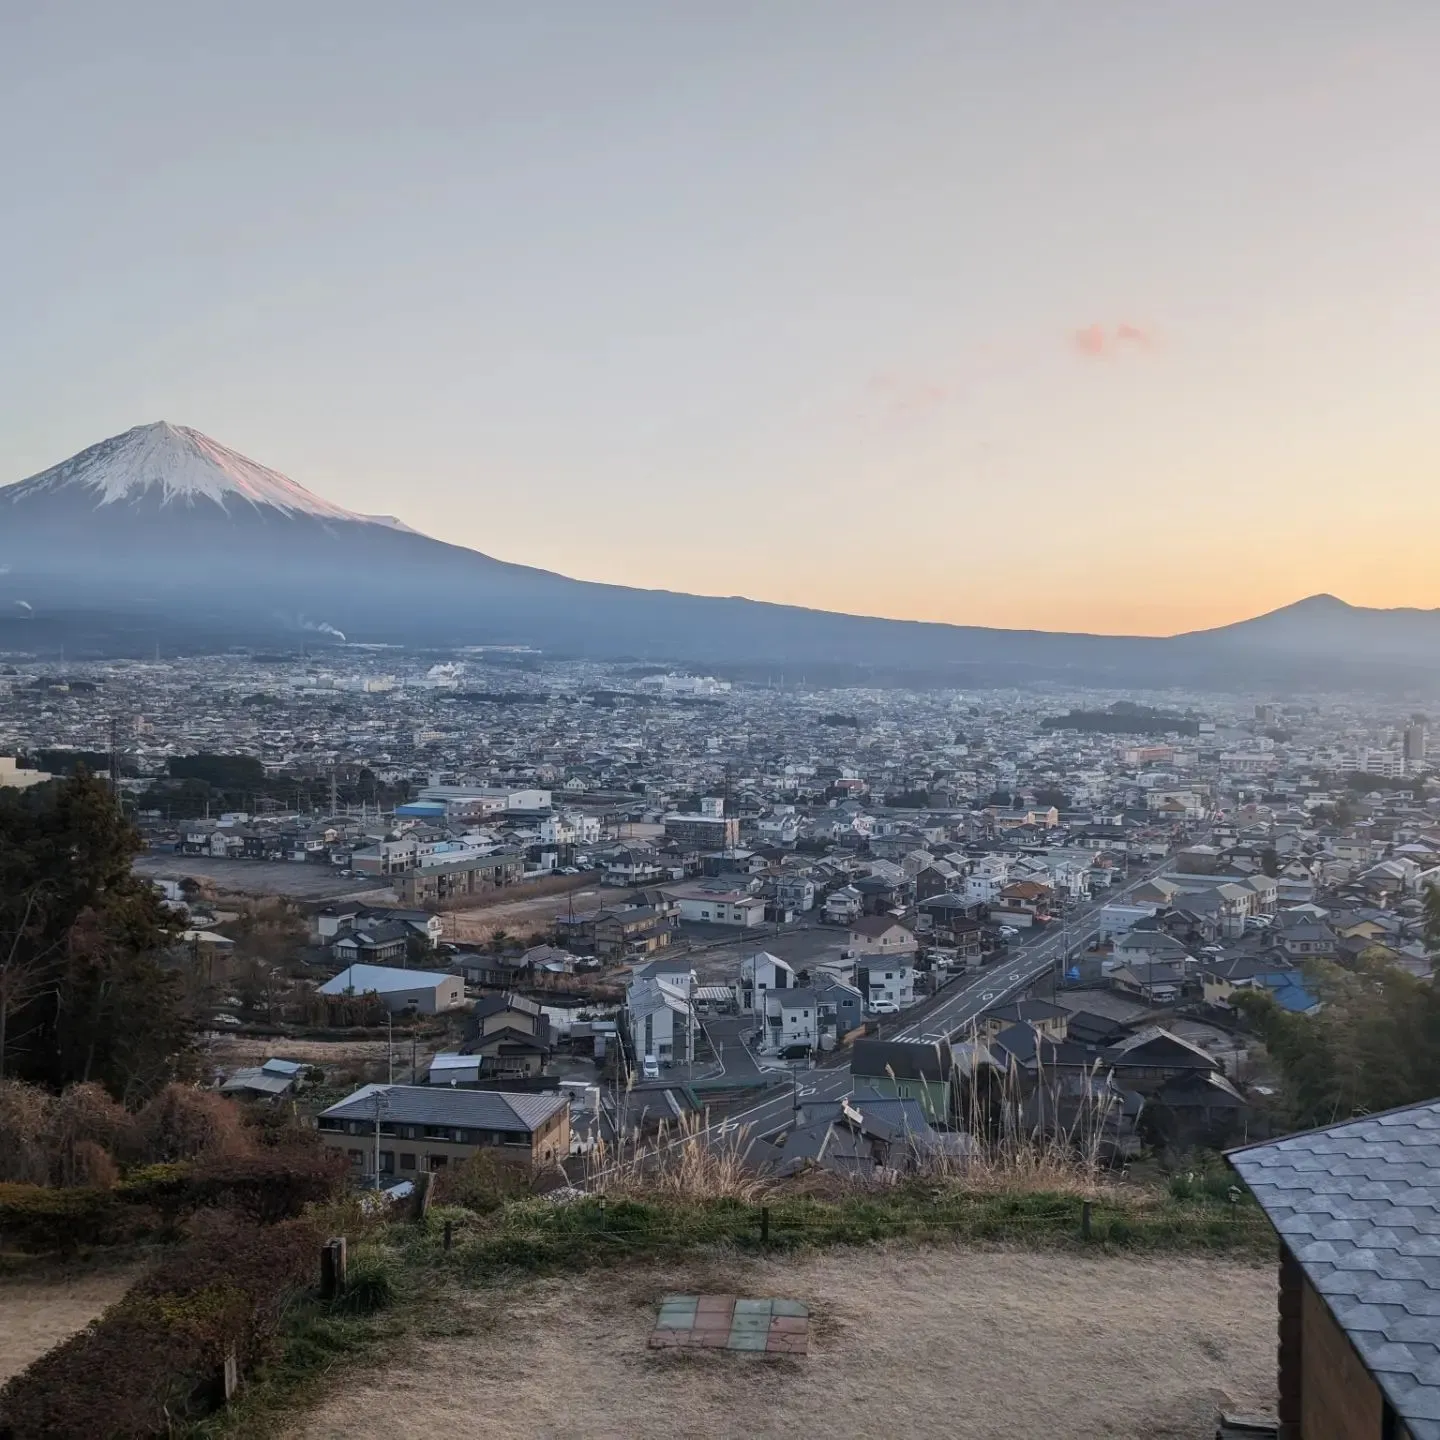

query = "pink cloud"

[{"left": 1073, "top": 322, "right": 1157, "bottom": 358}]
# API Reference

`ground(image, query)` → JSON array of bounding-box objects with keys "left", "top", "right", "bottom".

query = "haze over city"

[{"left": 4, "top": 2, "right": 1439, "bottom": 634}]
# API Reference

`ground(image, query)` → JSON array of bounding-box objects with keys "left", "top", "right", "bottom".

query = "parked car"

[
  {"left": 641, "top": 1054, "right": 660, "bottom": 1079},
  {"left": 868, "top": 1000, "right": 900, "bottom": 1015}
]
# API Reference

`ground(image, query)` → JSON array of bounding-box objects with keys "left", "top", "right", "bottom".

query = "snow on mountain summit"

[{"left": 3, "top": 421, "right": 365, "bottom": 520}]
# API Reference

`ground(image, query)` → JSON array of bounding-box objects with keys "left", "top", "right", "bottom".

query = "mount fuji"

[{"left": 0, "top": 421, "right": 1435, "bottom": 687}]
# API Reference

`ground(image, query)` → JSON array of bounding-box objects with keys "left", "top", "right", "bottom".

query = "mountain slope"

[
  {"left": 1175, "top": 593, "right": 1440, "bottom": 663},
  {"left": 0, "top": 422, "right": 1434, "bottom": 686}
]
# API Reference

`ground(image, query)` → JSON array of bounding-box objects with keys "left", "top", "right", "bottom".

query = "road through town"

[{"left": 628, "top": 856, "right": 1177, "bottom": 1155}]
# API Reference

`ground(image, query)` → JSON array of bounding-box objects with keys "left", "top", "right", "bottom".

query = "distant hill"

[{"left": 1, "top": 422, "right": 1435, "bottom": 690}]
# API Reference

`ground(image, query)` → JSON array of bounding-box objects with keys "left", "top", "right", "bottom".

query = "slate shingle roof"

[
  {"left": 320, "top": 1082, "right": 567, "bottom": 1133},
  {"left": 1228, "top": 1099, "right": 1440, "bottom": 1439}
]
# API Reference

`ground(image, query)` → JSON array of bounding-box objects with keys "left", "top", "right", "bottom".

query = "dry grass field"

[
  {"left": 206, "top": 1035, "right": 393, "bottom": 1066},
  {"left": 0, "top": 1266, "right": 139, "bottom": 1386},
  {"left": 442, "top": 886, "right": 603, "bottom": 945},
  {"left": 293, "top": 1245, "right": 1276, "bottom": 1440}
]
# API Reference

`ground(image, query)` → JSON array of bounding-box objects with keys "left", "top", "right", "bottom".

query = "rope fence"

[{"left": 421, "top": 1192, "right": 1270, "bottom": 1266}]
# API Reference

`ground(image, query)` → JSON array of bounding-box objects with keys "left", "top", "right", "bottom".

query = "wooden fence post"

[
  {"left": 413, "top": 1171, "right": 434, "bottom": 1222},
  {"left": 761, "top": 1206, "right": 771, "bottom": 1243},
  {"left": 221, "top": 1346, "right": 239, "bottom": 1404},
  {"left": 443, "top": 1220, "right": 454, "bottom": 1252},
  {"left": 320, "top": 1236, "right": 348, "bottom": 1299},
  {"left": 1081, "top": 1202, "right": 1093, "bottom": 1240}
]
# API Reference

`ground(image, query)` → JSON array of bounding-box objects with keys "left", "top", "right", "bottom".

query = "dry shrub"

[
  {"left": 589, "top": 1110, "right": 770, "bottom": 1203},
  {"left": 44, "top": 1083, "right": 136, "bottom": 1186},
  {"left": 67, "top": 1140, "right": 119, "bottom": 1189},
  {"left": 133, "top": 1083, "right": 250, "bottom": 1164},
  {"left": 0, "top": 1081, "right": 136, "bottom": 1188},
  {"left": 184, "top": 1146, "right": 348, "bottom": 1224},
  {"left": 936, "top": 1049, "right": 1124, "bottom": 1198},
  {"left": 0, "top": 1079, "right": 52, "bottom": 1185},
  {"left": 433, "top": 1149, "right": 535, "bottom": 1214}
]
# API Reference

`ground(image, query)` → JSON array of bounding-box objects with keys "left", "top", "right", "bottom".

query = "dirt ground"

[
  {"left": 0, "top": 1265, "right": 139, "bottom": 1385},
  {"left": 293, "top": 1246, "right": 1276, "bottom": 1440},
  {"left": 205, "top": 1035, "right": 392, "bottom": 1066},
  {"left": 442, "top": 887, "right": 603, "bottom": 945}
]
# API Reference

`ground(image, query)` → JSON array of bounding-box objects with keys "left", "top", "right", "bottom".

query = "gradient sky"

[{"left": 3, "top": 2, "right": 1439, "bottom": 636}]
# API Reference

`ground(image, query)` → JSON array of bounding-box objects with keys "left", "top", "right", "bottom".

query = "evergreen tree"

[
  {"left": 0, "top": 769, "right": 192, "bottom": 1101},
  {"left": 1424, "top": 882, "right": 1440, "bottom": 955},
  {"left": 1236, "top": 949, "right": 1440, "bottom": 1128}
]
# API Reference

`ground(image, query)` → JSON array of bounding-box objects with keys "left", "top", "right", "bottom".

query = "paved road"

[{"left": 890, "top": 855, "right": 1175, "bottom": 1043}]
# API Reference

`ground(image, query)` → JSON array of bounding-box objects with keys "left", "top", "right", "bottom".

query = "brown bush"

[
  {"left": 185, "top": 1146, "right": 348, "bottom": 1224},
  {"left": 132, "top": 1084, "right": 249, "bottom": 1164},
  {"left": 0, "top": 1081, "right": 136, "bottom": 1187},
  {"left": 44, "top": 1084, "right": 135, "bottom": 1185},
  {"left": 433, "top": 1148, "right": 534, "bottom": 1213},
  {"left": 67, "top": 1140, "right": 119, "bottom": 1189},
  {"left": 0, "top": 1080, "right": 51, "bottom": 1185},
  {"left": 0, "top": 1215, "right": 321, "bottom": 1439}
]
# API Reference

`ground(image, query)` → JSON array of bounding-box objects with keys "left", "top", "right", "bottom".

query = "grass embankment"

[{"left": 194, "top": 1176, "right": 1271, "bottom": 1437}]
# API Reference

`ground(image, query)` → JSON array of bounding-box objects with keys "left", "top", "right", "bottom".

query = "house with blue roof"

[{"left": 1202, "top": 954, "right": 1320, "bottom": 1016}]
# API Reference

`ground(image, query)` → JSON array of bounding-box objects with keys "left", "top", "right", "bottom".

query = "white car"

[
  {"left": 998, "top": 925, "right": 1019, "bottom": 938},
  {"left": 641, "top": 1055, "right": 660, "bottom": 1079},
  {"left": 868, "top": 1000, "right": 900, "bottom": 1015}
]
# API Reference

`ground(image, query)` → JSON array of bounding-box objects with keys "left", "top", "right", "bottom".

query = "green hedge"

[
  {"left": 0, "top": 1150, "right": 346, "bottom": 1255},
  {"left": 0, "top": 1216, "right": 320, "bottom": 1439},
  {"left": 0, "top": 1184, "right": 155, "bottom": 1253}
]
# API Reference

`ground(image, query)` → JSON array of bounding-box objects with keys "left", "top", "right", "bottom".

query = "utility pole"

[{"left": 371, "top": 1088, "right": 386, "bottom": 1182}]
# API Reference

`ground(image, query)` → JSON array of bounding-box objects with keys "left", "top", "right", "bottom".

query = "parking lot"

[{"left": 132, "top": 853, "right": 387, "bottom": 901}]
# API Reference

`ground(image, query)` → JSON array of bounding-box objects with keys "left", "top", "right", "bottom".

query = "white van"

[{"left": 641, "top": 1055, "right": 660, "bottom": 1079}]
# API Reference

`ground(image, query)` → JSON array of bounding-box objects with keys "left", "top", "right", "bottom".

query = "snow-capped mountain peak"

[{"left": 2, "top": 421, "right": 366, "bottom": 520}]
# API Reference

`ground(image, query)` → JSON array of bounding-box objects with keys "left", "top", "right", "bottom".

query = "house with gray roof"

[
  {"left": 1228, "top": 1098, "right": 1440, "bottom": 1440},
  {"left": 317, "top": 1082, "right": 570, "bottom": 1177}
]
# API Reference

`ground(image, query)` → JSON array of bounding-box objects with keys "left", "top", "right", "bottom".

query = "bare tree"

[{"left": 0, "top": 889, "right": 59, "bottom": 1080}]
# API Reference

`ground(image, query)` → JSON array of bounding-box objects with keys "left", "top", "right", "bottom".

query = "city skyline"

[{"left": 4, "top": 3, "right": 1439, "bottom": 635}]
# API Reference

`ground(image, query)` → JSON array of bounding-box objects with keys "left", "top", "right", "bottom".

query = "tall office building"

[{"left": 1404, "top": 723, "right": 1428, "bottom": 766}]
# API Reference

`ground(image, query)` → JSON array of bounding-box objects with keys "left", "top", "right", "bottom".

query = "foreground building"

[
  {"left": 317, "top": 1083, "right": 570, "bottom": 1176},
  {"left": 1229, "top": 1099, "right": 1440, "bottom": 1440}
]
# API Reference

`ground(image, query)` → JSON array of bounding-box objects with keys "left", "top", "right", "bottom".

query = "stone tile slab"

[{"left": 650, "top": 1296, "right": 809, "bottom": 1356}]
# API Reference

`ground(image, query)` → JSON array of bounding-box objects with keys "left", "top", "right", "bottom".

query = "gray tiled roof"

[
  {"left": 1229, "top": 1099, "right": 1440, "bottom": 1439},
  {"left": 320, "top": 1083, "right": 567, "bottom": 1133}
]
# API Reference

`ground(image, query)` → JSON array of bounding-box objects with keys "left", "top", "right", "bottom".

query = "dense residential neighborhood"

[
  {"left": 3, "top": 654, "right": 1438, "bottom": 1179},
  {"left": 6, "top": 652, "right": 1440, "bottom": 1440}
]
